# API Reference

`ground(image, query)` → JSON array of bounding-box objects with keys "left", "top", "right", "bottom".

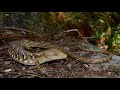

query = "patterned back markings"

[{"left": 8, "top": 40, "right": 67, "bottom": 65}]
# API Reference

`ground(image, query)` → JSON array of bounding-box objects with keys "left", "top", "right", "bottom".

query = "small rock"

[
  {"left": 4, "top": 61, "right": 11, "bottom": 65},
  {"left": 83, "top": 64, "right": 89, "bottom": 68},
  {"left": 67, "top": 64, "right": 72, "bottom": 68},
  {"left": 106, "top": 72, "right": 112, "bottom": 76},
  {"left": 22, "top": 67, "right": 26, "bottom": 70},
  {"left": 64, "top": 47, "right": 70, "bottom": 51},
  {"left": 4, "top": 69, "right": 12, "bottom": 72},
  {"left": 40, "top": 68, "right": 48, "bottom": 74},
  {"left": 112, "top": 55, "right": 120, "bottom": 61}
]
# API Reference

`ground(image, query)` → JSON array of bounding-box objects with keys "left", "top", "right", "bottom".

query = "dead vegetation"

[{"left": 0, "top": 27, "right": 120, "bottom": 78}]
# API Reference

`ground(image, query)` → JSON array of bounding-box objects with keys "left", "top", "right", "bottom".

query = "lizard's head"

[{"left": 35, "top": 48, "right": 67, "bottom": 64}]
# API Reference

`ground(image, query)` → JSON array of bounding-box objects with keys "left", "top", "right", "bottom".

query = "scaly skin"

[
  {"left": 8, "top": 40, "right": 67, "bottom": 65},
  {"left": 8, "top": 39, "right": 112, "bottom": 65}
]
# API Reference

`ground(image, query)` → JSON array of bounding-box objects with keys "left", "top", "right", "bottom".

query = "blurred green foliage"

[{"left": 0, "top": 12, "right": 119, "bottom": 53}]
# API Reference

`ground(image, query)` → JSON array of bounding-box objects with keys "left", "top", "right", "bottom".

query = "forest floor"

[{"left": 0, "top": 29, "right": 120, "bottom": 78}]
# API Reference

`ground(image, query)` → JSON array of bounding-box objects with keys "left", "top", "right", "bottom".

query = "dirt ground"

[{"left": 0, "top": 29, "right": 120, "bottom": 78}]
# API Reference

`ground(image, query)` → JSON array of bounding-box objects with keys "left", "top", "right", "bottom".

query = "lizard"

[
  {"left": 0, "top": 27, "right": 112, "bottom": 65},
  {"left": 8, "top": 39, "right": 112, "bottom": 65},
  {"left": 8, "top": 39, "right": 67, "bottom": 65}
]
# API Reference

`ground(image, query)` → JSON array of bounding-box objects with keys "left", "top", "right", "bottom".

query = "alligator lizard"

[
  {"left": 8, "top": 39, "right": 112, "bottom": 65},
  {"left": 8, "top": 40, "right": 67, "bottom": 65}
]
